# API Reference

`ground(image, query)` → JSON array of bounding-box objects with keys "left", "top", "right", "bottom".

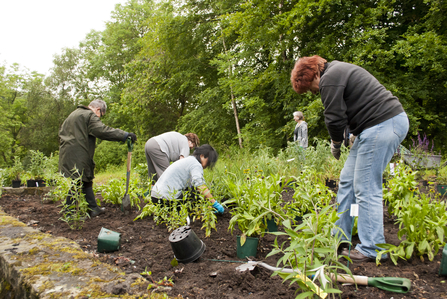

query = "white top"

[{"left": 151, "top": 156, "right": 205, "bottom": 200}]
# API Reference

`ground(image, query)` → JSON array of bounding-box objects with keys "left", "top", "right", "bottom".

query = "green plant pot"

[
  {"left": 437, "top": 185, "right": 447, "bottom": 196},
  {"left": 439, "top": 244, "right": 447, "bottom": 276},
  {"left": 97, "top": 227, "right": 121, "bottom": 253},
  {"left": 236, "top": 236, "right": 259, "bottom": 259},
  {"left": 265, "top": 218, "right": 278, "bottom": 232}
]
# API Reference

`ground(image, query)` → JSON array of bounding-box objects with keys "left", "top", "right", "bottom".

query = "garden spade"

[
  {"left": 121, "top": 136, "right": 133, "bottom": 213},
  {"left": 330, "top": 273, "right": 411, "bottom": 294}
]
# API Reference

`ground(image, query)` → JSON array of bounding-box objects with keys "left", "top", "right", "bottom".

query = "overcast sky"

[{"left": 0, "top": 0, "right": 127, "bottom": 76}]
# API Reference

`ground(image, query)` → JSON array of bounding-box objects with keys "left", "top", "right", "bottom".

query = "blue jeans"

[{"left": 335, "top": 112, "right": 409, "bottom": 257}]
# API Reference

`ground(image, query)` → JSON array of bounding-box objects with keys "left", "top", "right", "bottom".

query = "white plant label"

[
  {"left": 350, "top": 204, "right": 359, "bottom": 217},
  {"left": 390, "top": 163, "right": 395, "bottom": 175}
]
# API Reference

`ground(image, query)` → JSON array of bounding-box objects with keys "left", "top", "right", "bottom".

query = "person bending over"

[{"left": 151, "top": 144, "right": 224, "bottom": 214}]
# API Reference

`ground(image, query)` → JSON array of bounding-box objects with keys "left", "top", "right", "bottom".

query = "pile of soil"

[{"left": 0, "top": 189, "right": 445, "bottom": 299}]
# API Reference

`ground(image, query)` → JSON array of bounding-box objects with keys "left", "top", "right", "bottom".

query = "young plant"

[
  {"left": 383, "top": 161, "right": 418, "bottom": 217},
  {"left": 286, "top": 166, "right": 335, "bottom": 221},
  {"left": 99, "top": 177, "right": 142, "bottom": 210},
  {"left": 43, "top": 173, "right": 72, "bottom": 203},
  {"left": 27, "top": 150, "right": 48, "bottom": 180},
  {"left": 225, "top": 171, "right": 291, "bottom": 245},
  {"left": 267, "top": 205, "right": 350, "bottom": 298},
  {"left": 6, "top": 156, "right": 24, "bottom": 185},
  {"left": 377, "top": 190, "right": 447, "bottom": 264},
  {"left": 58, "top": 171, "right": 89, "bottom": 230}
]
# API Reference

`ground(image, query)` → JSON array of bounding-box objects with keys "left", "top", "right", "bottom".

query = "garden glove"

[
  {"left": 331, "top": 140, "right": 342, "bottom": 160},
  {"left": 128, "top": 132, "right": 137, "bottom": 142},
  {"left": 212, "top": 201, "right": 224, "bottom": 214}
]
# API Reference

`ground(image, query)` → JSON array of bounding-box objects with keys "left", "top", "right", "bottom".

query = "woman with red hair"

[{"left": 291, "top": 55, "right": 409, "bottom": 263}]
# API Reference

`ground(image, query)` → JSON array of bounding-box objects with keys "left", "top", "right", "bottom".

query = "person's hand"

[
  {"left": 212, "top": 201, "right": 224, "bottom": 214},
  {"left": 331, "top": 140, "right": 341, "bottom": 160},
  {"left": 128, "top": 133, "right": 137, "bottom": 142}
]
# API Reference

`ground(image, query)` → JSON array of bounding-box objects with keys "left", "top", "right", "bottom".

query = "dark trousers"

[{"left": 65, "top": 181, "right": 98, "bottom": 210}]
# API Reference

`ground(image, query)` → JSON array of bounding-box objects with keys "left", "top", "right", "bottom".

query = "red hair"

[{"left": 290, "top": 55, "right": 327, "bottom": 94}]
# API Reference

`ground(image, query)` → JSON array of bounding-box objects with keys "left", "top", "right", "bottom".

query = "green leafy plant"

[
  {"left": 58, "top": 170, "right": 89, "bottom": 230},
  {"left": 377, "top": 190, "right": 447, "bottom": 264},
  {"left": 287, "top": 166, "right": 335, "bottom": 221},
  {"left": 136, "top": 191, "right": 218, "bottom": 237},
  {"left": 267, "top": 207, "right": 350, "bottom": 298},
  {"left": 5, "top": 156, "right": 24, "bottom": 184},
  {"left": 383, "top": 161, "right": 419, "bottom": 217},
  {"left": 43, "top": 173, "right": 72, "bottom": 203},
  {"left": 99, "top": 177, "right": 142, "bottom": 210},
  {"left": 225, "top": 171, "right": 292, "bottom": 245},
  {"left": 27, "top": 150, "right": 48, "bottom": 180},
  {"left": 437, "top": 163, "right": 447, "bottom": 185}
]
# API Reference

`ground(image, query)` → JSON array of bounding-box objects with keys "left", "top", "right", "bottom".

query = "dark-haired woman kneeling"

[{"left": 151, "top": 144, "right": 224, "bottom": 214}]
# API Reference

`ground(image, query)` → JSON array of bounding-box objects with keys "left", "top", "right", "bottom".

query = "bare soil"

[{"left": 0, "top": 188, "right": 446, "bottom": 299}]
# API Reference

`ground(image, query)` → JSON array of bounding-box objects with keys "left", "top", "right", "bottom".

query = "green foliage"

[
  {"left": 383, "top": 161, "right": 419, "bottom": 217},
  {"left": 43, "top": 173, "right": 72, "bottom": 203},
  {"left": 379, "top": 161, "right": 447, "bottom": 264},
  {"left": 99, "top": 177, "right": 142, "bottom": 210},
  {"left": 3, "top": 156, "right": 24, "bottom": 185},
  {"left": 267, "top": 209, "right": 350, "bottom": 297},
  {"left": 225, "top": 172, "right": 292, "bottom": 242},
  {"left": 288, "top": 167, "right": 336, "bottom": 220},
  {"left": 58, "top": 170, "right": 89, "bottom": 230},
  {"left": 135, "top": 194, "right": 217, "bottom": 237},
  {"left": 94, "top": 141, "right": 127, "bottom": 173},
  {"left": 27, "top": 150, "right": 48, "bottom": 179},
  {"left": 437, "top": 163, "right": 447, "bottom": 185},
  {"left": 377, "top": 190, "right": 447, "bottom": 264}
]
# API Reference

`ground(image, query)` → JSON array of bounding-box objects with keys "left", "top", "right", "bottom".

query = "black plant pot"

[
  {"left": 169, "top": 226, "right": 206, "bottom": 263},
  {"left": 12, "top": 180, "right": 21, "bottom": 188},
  {"left": 26, "top": 180, "right": 36, "bottom": 187},
  {"left": 325, "top": 179, "right": 337, "bottom": 189},
  {"left": 35, "top": 179, "right": 46, "bottom": 187}
]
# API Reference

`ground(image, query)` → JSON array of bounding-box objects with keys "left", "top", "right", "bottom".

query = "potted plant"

[
  {"left": 8, "top": 156, "right": 23, "bottom": 188},
  {"left": 225, "top": 173, "right": 288, "bottom": 258},
  {"left": 27, "top": 150, "right": 48, "bottom": 187},
  {"left": 402, "top": 133, "right": 441, "bottom": 169}
]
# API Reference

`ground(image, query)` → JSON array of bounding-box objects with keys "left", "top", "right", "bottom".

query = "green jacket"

[{"left": 59, "top": 105, "right": 128, "bottom": 182}]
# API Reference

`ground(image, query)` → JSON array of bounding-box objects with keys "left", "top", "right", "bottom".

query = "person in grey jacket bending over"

[
  {"left": 291, "top": 55, "right": 409, "bottom": 263},
  {"left": 293, "top": 111, "right": 308, "bottom": 149},
  {"left": 151, "top": 144, "right": 224, "bottom": 214},
  {"left": 145, "top": 132, "right": 200, "bottom": 183}
]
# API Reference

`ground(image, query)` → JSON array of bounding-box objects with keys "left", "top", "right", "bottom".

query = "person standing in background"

[
  {"left": 145, "top": 132, "right": 200, "bottom": 183},
  {"left": 293, "top": 111, "right": 308, "bottom": 149}
]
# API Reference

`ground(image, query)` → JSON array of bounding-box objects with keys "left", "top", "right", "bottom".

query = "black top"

[{"left": 320, "top": 61, "right": 404, "bottom": 141}]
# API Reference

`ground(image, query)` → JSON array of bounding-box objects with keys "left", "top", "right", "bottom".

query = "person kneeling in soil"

[
  {"left": 59, "top": 99, "right": 137, "bottom": 218},
  {"left": 151, "top": 144, "right": 224, "bottom": 214},
  {"left": 290, "top": 56, "right": 409, "bottom": 262}
]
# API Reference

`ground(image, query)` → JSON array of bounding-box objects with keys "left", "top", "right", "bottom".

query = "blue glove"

[{"left": 212, "top": 201, "right": 224, "bottom": 214}]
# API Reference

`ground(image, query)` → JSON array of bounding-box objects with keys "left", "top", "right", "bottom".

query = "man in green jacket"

[{"left": 59, "top": 99, "right": 137, "bottom": 218}]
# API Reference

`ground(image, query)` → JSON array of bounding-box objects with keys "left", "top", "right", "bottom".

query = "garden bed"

[{"left": 0, "top": 190, "right": 445, "bottom": 299}]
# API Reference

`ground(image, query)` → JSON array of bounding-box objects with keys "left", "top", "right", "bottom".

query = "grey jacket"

[{"left": 293, "top": 121, "right": 308, "bottom": 148}]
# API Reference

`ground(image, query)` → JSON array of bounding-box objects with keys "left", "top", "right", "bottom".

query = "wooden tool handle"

[
  {"left": 127, "top": 152, "right": 132, "bottom": 172},
  {"left": 330, "top": 274, "right": 368, "bottom": 285}
]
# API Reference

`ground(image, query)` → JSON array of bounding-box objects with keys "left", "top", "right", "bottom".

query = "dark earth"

[{"left": 0, "top": 187, "right": 446, "bottom": 299}]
